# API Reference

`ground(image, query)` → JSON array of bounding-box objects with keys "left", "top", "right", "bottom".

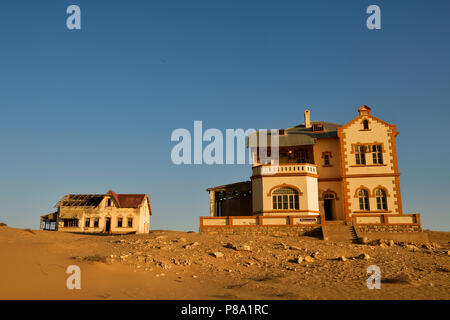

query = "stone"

[
  {"left": 339, "top": 256, "right": 347, "bottom": 262},
  {"left": 304, "top": 256, "right": 314, "bottom": 263},
  {"left": 358, "top": 253, "right": 370, "bottom": 260},
  {"left": 211, "top": 252, "right": 224, "bottom": 258},
  {"left": 311, "top": 251, "right": 320, "bottom": 258},
  {"left": 176, "top": 238, "right": 187, "bottom": 243},
  {"left": 183, "top": 242, "right": 199, "bottom": 249},
  {"left": 360, "top": 237, "right": 369, "bottom": 244},
  {"left": 296, "top": 256, "right": 304, "bottom": 263},
  {"left": 388, "top": 240, "right": 395, "bottom": 247}
]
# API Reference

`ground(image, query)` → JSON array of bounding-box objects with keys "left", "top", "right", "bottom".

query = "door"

[
  {"left": 105, "top": 217, "right": 111, "bottom": 233},
  {"left": 324, "top": 194, "right": 335, "bottom": 220}
]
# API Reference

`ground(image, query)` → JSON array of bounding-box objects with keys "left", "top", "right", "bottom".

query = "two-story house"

[{"left": 206, "top": 106, "right": 405, "bottom": 224}]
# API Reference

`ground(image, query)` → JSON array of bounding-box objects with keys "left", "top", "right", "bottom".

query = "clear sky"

[{"left": 0, "top": 0, "right": 449, "bottom": 231}]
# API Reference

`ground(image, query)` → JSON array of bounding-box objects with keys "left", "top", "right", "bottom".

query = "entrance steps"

[{"left": 322, "top": 222, "right": 358, "bottom": 243}]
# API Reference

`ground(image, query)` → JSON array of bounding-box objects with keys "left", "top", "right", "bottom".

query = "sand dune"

[{"left": 0, "top": 226, "right": 448, "bottom": 300}]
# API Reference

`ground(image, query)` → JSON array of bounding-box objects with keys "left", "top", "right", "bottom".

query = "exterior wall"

[
  {"left": 347, "top": 176, "right": 397, "bottom": 214},
  {"left": 337, "top": 110, "right": 402, "bottom": 220},
  {"left": 199, "top": 225, "right": 322, "bottom": 237},
  {"left": 313, "top": 137, "right": 341, "bottom": 179},
  {"left": 317, "top": 181, "right": 344, "bottom": 220},
  {"left": 251, "top": 174, "right": 319, "bottom": 216}
]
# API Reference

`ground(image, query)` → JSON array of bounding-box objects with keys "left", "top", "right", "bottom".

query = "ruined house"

[{"left": 40, "top": 190, "right": 151, "bottom": 234}]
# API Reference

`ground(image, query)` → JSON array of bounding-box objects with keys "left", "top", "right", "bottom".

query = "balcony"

[{"left": 252, "top": 163, "right": 317, "bottom": 177}]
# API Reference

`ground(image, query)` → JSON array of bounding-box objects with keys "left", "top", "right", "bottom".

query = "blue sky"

[{"left": 0, "top": 0, "right": 449, "bottom": 231}]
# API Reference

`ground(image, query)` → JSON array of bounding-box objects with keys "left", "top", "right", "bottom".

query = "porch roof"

[{"left": 247, "top": 121, "right": 342, "bottom": 147}]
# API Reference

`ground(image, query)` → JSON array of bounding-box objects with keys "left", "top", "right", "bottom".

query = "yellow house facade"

[{"left": 40, "top": 190, "right": 151, "bottom": 234}]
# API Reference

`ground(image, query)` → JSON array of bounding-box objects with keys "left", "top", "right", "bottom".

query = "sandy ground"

[{"left": 0, "top": 226, "right": 448, "bottom": 300}]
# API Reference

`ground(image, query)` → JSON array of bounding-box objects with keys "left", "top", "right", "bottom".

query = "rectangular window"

[
  {"left": 282, "top": 195, "right": 288, "bottom": 209},
  {"left": 295, "top": 151, "right": 307, "bottom": 163},
  {"left": 355, "top": 145, "right": 366, "bottom": 165},
  {"left": 324, "top": 154, "right": 330, "bottom": 166},
  {"left": 372, "top": 145, "right": 383, "bottom": 164},
  {"left": 85, "top": 218, "right": 90, "bottom": 227},
  {"left": 272, "top": 196, "right": 277, "bottom": 210},
  {"left": 376, "top": 197, "right": 387, "bottom": 210},
  {"left": 107, "top": 199, "right": 112, "bottom": 206},
  {"left": 128, "top": 218, "right": 133, "bottom": 228},
  {"left": 64, "top": 219, "right": 78, "bottom": 227},
  {"left": 94, "top": 218, "right": 99, "bottom": 228},
  {"left": 117, "top": 218, "right": 123, "bottom": 228},
  {"left": 359, "top": 197, "right": 370, "bottom": 211},
  {"left": 277, "top": 195, "right": 282, "bottom": 209}
]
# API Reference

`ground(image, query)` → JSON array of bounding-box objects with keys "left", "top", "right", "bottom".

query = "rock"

[
  {"left": 358, "top": 253, "right": 370, "bottom": 260},
  {"left": 339, "top": 256, "right": 347, "bottom": 262},
  {"left": 311, "top": 251, "right": 320, "bottom": 258},
  {"left": 211, "top": 252, "right": 224, "bottom": 258},
  {"left": 183, "top": 242, "right": 199, "bottom": 249},
  {"left": 388, "top": 240, "right": 395, "bottom": 247},
  {"left": 379, "top": 243, "right": 388, "bottom": 248},
  {"left": 304, "top": 256, "right": 314, "bottom": 263},
  {"left": 0, "top": 223, "right": 7, "bottom": 227},
  {"left": 176, "top": 238, "right": 187, "bottom": 243},
  {"left": 447, "top": 251, "right": 450, "bottom": 256},
  {"left": 323, "top": 237, "right": 329, "bottom": 241},
  {"left": 360, "top": 237, "right": 369, "bottom": 244},
  {"left": 296, "top": 256, "right": 304, "bottom": 263},
  {"left": 238, "top": 245, "right": 252, "bottom": 251},
  {"left": 289, "top": 246, "right": 301, "bottom": 251}
]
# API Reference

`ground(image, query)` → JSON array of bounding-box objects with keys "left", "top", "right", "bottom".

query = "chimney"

[{"left": 304, "top": 109, "right": 311, "bottom": 128}]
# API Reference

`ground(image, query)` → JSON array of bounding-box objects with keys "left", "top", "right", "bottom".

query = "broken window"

[
  {"left": 128, "top": 218, "right": 133, "bottom": 228},
  {"left": 85, "top": 218, "right": 90, "bottom": 227},
  {"left": 117, "top": 217, "right": 123, "bottom": 228},
  {"left": 63, "top": 219, "right": 79, "bottom": 227}
]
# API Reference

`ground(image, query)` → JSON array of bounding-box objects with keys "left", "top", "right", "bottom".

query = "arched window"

[
  {"left": 358, "top": 189, "right": 370, "bottom": 211},
  {"left": 363, "top": 119, "right": 369, "bottom": 130},
  {"left": 375, "top": 189, "right": 387, "bottom": 210},
  {"left": 272, "top": 187, "right": 299, "bottom": 210}
]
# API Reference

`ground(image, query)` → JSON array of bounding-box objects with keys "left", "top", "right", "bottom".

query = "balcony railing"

[{"left": 252, "top": 163, "right": 317, "bottom": 176}]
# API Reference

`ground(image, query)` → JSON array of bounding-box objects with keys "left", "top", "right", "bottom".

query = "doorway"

[
  {"left": 105, "top": 217, "right": 111, "bottom": 233},
  {"left": 324, "top": 194, "right": 335, "bottom": 220}
]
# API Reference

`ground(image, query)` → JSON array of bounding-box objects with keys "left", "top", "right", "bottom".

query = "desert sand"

[{"left": 0, "top": 226, "right": 448, "bottom": 300}]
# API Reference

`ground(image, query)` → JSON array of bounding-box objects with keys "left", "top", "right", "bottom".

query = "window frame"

[
  {"left": 358, "top": 189, "right": 370, "bottom": 211},
  {"left": 272, "top": 187, "right": 299, "bottom": 210},
  {"left": 375, "top": 188, "right": 388, "bottom": 210}
]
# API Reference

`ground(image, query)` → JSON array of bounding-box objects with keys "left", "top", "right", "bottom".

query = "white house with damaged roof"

[{"left": 40, "top": 190, "right": 151, "bottom": 234}]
